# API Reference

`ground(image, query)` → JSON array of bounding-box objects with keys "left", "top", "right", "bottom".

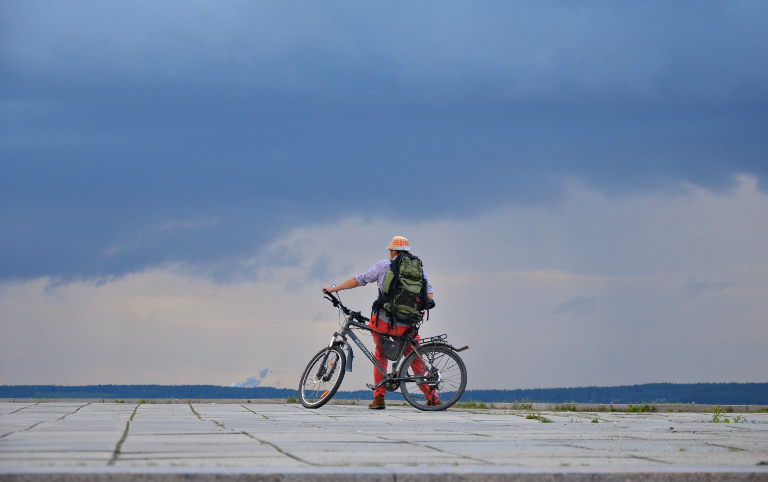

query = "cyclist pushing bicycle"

[{"left": 310, "top": 235, "right": 467, "bottom": 411}]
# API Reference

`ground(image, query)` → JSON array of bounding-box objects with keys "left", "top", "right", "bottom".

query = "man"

[{"left": 321, "top": 236, "right": 437, "bottom": 409}]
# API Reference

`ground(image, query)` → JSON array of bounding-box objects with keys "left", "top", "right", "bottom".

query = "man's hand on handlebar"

[
  {"left": 321, "top": 277, "right": 359, "bottom": 295},
  {"left": 322, "top": 290, "right": 340, "bottom": 308}
]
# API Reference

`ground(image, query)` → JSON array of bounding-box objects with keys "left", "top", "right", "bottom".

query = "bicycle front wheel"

[
  {"left": 399, "top": 344, "right": 467, "bottom": 411},
  {"left": 299, "top": 346, "right": 346, "bottom": 409}
]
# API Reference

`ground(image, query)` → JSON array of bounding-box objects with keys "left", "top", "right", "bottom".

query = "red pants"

[{"left": 369, "top": 315, "right": 438, "bottom": 401}]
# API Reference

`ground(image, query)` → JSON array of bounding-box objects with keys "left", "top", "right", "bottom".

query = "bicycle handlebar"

[
  {"left": 323, "top": 290, "right": 369, "bottom": 323},
  {"left": 323, "top": 291, "right": 434, "bottom": 325},
  {"left": 323, "top": 289, "right": 340, "bottom": 307}
]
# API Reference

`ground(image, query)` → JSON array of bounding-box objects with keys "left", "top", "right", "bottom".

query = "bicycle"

[{"left": 298, "top": 290, "right": 468, "bottom": 411}]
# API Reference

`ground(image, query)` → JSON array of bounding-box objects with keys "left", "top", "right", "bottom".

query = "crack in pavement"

[{"left": 107, "top": 403, "right": 140, "bottom": 466}]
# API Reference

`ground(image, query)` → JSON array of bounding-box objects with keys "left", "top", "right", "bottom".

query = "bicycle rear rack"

[
  {"left": 418, "top": 334, "right": 448, "bottom": 345},
  {"left": 418, "top": 334, "right": 469, "bottom": 352}
]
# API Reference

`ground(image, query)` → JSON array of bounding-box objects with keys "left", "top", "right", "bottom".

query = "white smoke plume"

[{"left": 230, "top": 368, "right": 270, "bottom": 388}]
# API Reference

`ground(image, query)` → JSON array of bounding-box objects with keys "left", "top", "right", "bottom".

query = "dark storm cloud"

[{"left": 2, "top": 1, "right": 767, "bottom": 281}]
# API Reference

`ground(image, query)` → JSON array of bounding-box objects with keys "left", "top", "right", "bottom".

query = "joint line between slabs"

[
  {"left": 108, "top": 403, "right": 140, "bottom": 466},
  {"left": 0, "top": 421, "right": 44, "bottom": 440},
  {"left": 419, "top": 442, "right": 494, "bottom": 465},
  {"left": 58, "top": 403, "right": 90, "bottom": 420},
  {"left": 0, "top": 403, "right": 39, "bottom": 417},
  {"left": 189, "top": 403, "right": 203, "bottom": 420},
  {"left": 0, "top": 403, "right": 44, "bottom": 438},
  {"left": 240, "top": 404, "right": 268, "bottom": 419},
  {"left": 240, "top": 430, "right": 316, "bottom": 466},
  {"left": 705, "top": 442, "right": 748, "bottom": 452},
  {"left": 626, "top": 454, "right": 673, "bottom": 465},
  {"left": 376, "top": 435, "right": 494, "bottom": 466},
  {"left": 0, "top": 403, "right": 90, "bottom": 439},
  {"left": 565, "top": 442, "right": 671, "bottom": 465},
  {"left": 193, "top": 403, "right": 314, "bottom": 466}
]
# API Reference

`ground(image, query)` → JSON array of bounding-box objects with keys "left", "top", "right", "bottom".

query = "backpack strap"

[
  {"left": 372, "top": 252, "right": 427, "bottom": 328},
  {"left": 370, "top": 259, "right": 394, "bottom": 327},
  {"left": 387, "top": 253, "right": 405, "bottom": 327}
]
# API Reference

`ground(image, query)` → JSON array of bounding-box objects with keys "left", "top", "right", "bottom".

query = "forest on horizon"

[{"left": 2, "top": 382, "right": 766, "bottom": 405}]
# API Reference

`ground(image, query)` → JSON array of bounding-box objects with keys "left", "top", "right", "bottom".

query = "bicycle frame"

[
  {"left": 300, "top": 290, "right": 469, "bottom": 411},
  {"left": 333, "top": 318, "right": 429, "bottom": 388},
  {"left": 321, "top": 293, "right": 437, "bottom": 392}
]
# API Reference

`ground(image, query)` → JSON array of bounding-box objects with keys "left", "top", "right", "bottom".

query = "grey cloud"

[
  {"left": 2, "top": 1, "right": 767, "bottom": 282},
  {"left": 4, "top": 2, "right": 767, "bottom": 104},
  {"left": 681, "top": 275, "right": 731, "bottom": 300},
  {"left": 554, "top": 295, "right": 600, "bottom": 316},
  {"left": 3, "top": 178, "right": 768, "bottom": 388}
]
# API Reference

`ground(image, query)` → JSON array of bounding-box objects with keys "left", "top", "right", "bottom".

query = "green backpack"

[{"left": 374, "top": 252, "right": 429, "bottom": 325}]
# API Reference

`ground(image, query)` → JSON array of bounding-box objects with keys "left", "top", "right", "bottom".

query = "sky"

[{"left": 1, "top": 1, "right": 767, "bottom": 390}]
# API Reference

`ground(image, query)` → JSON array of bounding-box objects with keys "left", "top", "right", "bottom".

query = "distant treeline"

[
  {"left": 0, "top": 385, "right": 296, "bottom": 400},
  {"left": 1, "top": 383, "right": 766, "bottom": 404},
  {"left": 460, "top": 383, "right": 768, "bottom": 405}
]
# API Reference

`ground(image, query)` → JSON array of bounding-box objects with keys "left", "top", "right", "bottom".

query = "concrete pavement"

[{"left": 1, "top": 401, "right": 767, "bottom": 480}]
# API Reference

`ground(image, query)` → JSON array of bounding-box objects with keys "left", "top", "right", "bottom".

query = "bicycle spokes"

[
  {"left": 302, "top": 291, "right": 467, "bottom": 410},
  {"left": 299, "top": 347, "right": 346, "bottom": 408},
  {"left": 399, "top": 345, "right": 467, "bottom": 410}
]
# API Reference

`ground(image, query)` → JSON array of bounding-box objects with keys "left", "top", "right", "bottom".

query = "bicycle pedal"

[{"left": 365, "top": 384, "right": 376, "bottom": 391}]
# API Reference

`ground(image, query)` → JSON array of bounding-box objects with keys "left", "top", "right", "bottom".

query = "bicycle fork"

[
  {"left": 323, "top": 333, "right": 355, "bottom": 373},
  {"left": 315, "top": 336, "right": 342, "bottom": 381}
]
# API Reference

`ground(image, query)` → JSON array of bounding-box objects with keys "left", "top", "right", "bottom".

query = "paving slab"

[{"left": 1, "top": 402, "right": 767, "bottom": 481}]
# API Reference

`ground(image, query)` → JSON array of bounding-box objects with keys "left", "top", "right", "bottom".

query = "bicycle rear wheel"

[
  {"left": 299, "top": 346, "right": 346, "bottom": 409},
  {"left": 399, "top": 344, "right": 467, "bottom": 411}
]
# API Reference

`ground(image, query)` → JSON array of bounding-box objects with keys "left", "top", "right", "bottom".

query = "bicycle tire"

[
  {"left": 298, "top": 346, "right": 346, "bottom": 409},
  {"left": 399, "top": 344, "right": 467, "bottom": 411}
]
